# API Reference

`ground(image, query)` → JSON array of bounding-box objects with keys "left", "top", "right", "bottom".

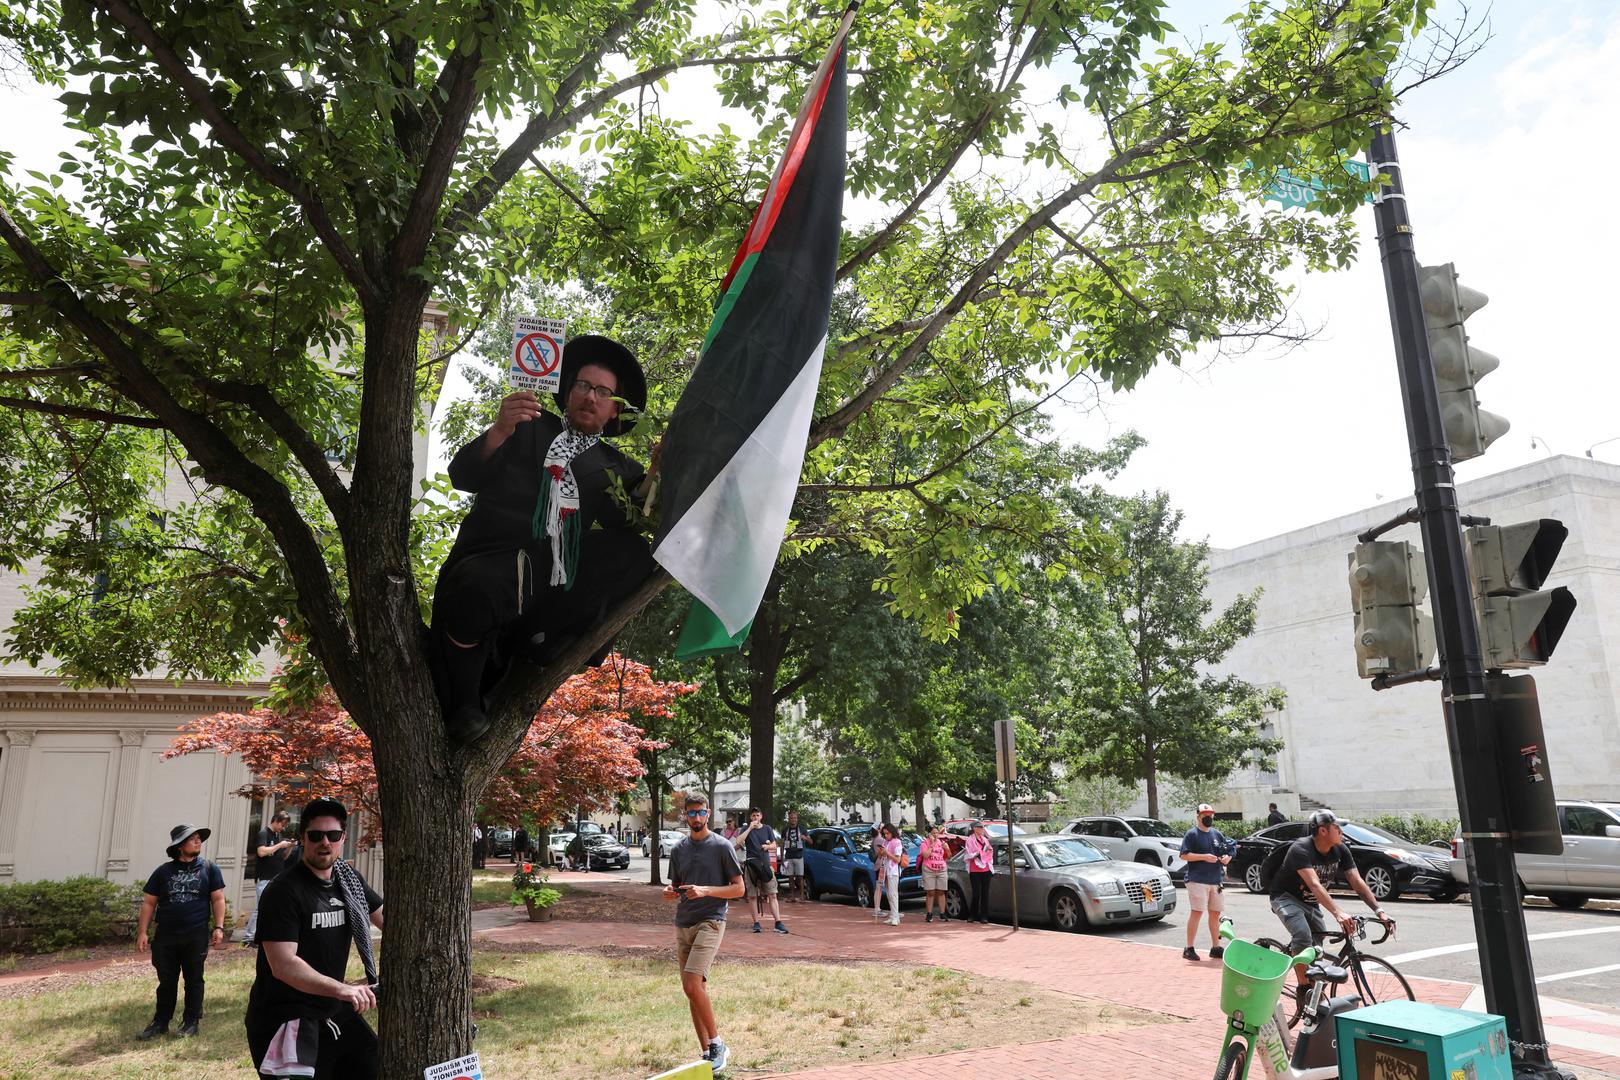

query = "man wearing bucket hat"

[
  {"left": 134, "top": 823, "right": 226, "bottom": 1040},
  {"left": 430, "top": 334, "right": 659, "bottom": 744}
]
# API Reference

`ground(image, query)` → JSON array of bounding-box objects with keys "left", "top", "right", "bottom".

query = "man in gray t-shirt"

[{"left": 662, "top": 795, "right": 745, "bottom": 1073}]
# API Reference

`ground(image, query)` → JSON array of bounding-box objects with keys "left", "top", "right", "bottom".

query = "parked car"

[
  {"left": 801, "top": 824, "right": 922, "bottom": 907},
  {"left": 547, "top": 831, "right": 575, "bottom": 865},
  {"left": 486, "top": 827, "right": 514, "bottom": 858},
  {"left": 1450, "top": 799, "right": 1620, "bottom": 910},
  {"left": 942, "top": 835, "right": 1175, "bottom": 931},
  {"left": 642, "top": 829, "right": 687, "bottom": 858},
  {"left": 1062, "top": 816, "right": 1189, "bottom": 881},
  {"left": 568, "top": 832, "right": 630, "bottom": 870},
  {"left": 1227, "top": 819, "right": 1458, "bottom": 902},
  {"left": 939, "top": 819, "right": 1027, "bottom": 857}
]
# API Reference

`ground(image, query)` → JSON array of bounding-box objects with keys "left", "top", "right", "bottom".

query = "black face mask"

[{"left": 1200, "top": 816, "right": 1214, "bottom": 827}]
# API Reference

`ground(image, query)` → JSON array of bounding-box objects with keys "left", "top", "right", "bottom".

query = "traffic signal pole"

[{"left": 1366, "top": 119, "right": 1572, "bottom": 1079}]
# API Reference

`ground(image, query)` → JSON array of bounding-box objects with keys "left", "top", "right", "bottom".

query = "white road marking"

[
  {"left": 1386, "top": 924, "right": 1620, "bottom": 964},
  {"left": 1536, "top": 962, "right": 1620, "bottom": 984}
]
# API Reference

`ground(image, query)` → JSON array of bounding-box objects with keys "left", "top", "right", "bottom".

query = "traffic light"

[
  {"left": 1348, "top": 540, "right": 1435, "bottom": 677},
  {"left": 1465, "top": 521, "right": 1577, "bottom": 668},
  {"left": 1419, "top": 263, "right": 1509, "bottom": 462}
]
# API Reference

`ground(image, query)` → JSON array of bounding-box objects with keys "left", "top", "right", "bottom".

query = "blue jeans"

[
  {"left": 1270, "top": 892, "right": 1328, "bottom": 954},
  {"left": 243, "top": 879, "right": 269, "bottom": 942}
]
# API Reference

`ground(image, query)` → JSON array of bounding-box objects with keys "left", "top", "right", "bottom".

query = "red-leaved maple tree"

[{"left": 167, "top": 654, "right": 695, "bottom": 844}]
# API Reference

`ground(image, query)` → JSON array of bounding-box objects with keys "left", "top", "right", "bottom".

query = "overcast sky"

[
  {"left": 1062, "top": 1, "right": 1620, "bottom": 548},
  {"left": 6, "top": 2, "right": 1616, "bottom": 551}
]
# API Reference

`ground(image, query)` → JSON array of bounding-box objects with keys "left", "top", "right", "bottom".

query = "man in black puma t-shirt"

[{"left": 245, "top": 798, "right": 383, "bottom": 1079}]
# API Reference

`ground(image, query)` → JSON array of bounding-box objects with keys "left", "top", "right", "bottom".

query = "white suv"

[
  {"left": 1062, "top": 816, "right": 1189, "bottom": 880},
  {"left": 1449, "top": 799, "right": 1620, "bottom": 910}
]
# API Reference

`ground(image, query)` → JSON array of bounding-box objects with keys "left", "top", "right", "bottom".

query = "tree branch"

[
  {"left": 0, "top": 363, "right": 103, "bottom": 382},
  {"left": 91, "top": 0, "right": 379, "bottom": 303},
  {"left": 391, "top": 13, "right": 493, "bottom": 276},
  {"left": 0, "top": 394, "right": 165, "bottom": 428},
  {"left": 810, "top": 129, "right": 1182, "bottom": 446},
  {"left": 195, "top": 377, "right": 352, "bottom": 529},
  {"left": 0, "top": 290, "right": 46, "bottom": 305},
  {"left": 838, "top": 29, "right": 1050, "bottom": 280},
  {"left": 775, "top": 664, "right": 820, "bottom": 703}
]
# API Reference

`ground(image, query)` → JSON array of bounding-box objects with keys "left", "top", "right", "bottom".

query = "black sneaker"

[
  {"left": 445, "top": 704, "right": 491, "bottom": 746},
  {"left": 925, "top": 912, "right": 933, "bottom": 923},
  {"left": 752, "top": 921, "right": 762, "bottom": 933},
  {"left": 708, "top": 1038, "right": 730, "bottom": 1074},
  {"left": 1209, "top": 945, "right": 1225, "bottom": 959},
  {"left": 1182, "top": 946, "right": 1200, "bottom": 961},
  {"left": 176, "top": 1020, "right": 199, "bottom": 1038},
  {"left": 136, "top": 1022, "right": 168, "bottom": 1041},
  {"left": 774, "top": 921, "right": 789, "bottom": 934}
]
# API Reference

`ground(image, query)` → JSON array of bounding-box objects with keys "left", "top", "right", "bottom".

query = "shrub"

[
  {"left": 0, "top": 876, "right": 145, "bottom": 953},
  {"left": 1365, "top": 813, "right": 1460, "bottom": 847}
]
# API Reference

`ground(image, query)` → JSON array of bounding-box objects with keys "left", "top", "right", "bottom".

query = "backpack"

[
  {"left": 1257, "top": 838, "right": 1294, "bottom": 891},
  {"left": 897, "top": 846, "right": 910, "bottom": 870}
]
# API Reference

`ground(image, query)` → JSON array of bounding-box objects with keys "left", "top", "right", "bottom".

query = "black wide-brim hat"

[
  {"left": 166, "top": 823, "right": 211, "bottom": 860},
  {"left": 553, "top": 334, "right": 646, "bottom": 437}
]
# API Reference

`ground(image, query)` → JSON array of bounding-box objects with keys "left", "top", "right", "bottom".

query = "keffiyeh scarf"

[
  {"left": 531, "top": 425, "right": 600, "bottom": 589},
  {"left": 333, "top": 860, "right": 377, "bottom": 987}
]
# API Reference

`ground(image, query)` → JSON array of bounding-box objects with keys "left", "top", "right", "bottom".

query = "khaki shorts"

[
  {"left": 921, "top": 868, "right": 948, "bottom": 891},
  {"left": 745, "top": 872, "right": 778, "bottom": 898},
  {"left": 676, "top": 920, "right": 726, "bottom": 978},
  {"left": 1186, "top": 881, "right": 1225, "bottom": 913}
]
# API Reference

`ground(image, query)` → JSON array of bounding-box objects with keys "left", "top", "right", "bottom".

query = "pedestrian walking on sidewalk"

[
  {"left": 1178, "top": 804, "right": 1234, "bottom": 961},
  {"left": 876, "top": 823, "right": 904, "bottom": 925},
  {"left": 735, "top": 808, "right": 787, "bottom": 934},
  {"left": 780, "top": 810, "right": 809, "bottom": 903},
  {"left": 135, "top": 824, "right": 226, "bottom": 1040},
  {"left": 963, "top": 821, "right": 993, "bottom": 924},
  {"left": 917, "top": 825, "right": 951, "bottom": 922},
  {"left": 664, "top": 793, "right": 745, "bottom": 1074}
]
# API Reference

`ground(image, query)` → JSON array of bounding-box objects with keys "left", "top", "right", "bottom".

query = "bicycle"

[
  {"left": 1211, "top": 919, "right": 1375, "bottom": 1080},
  {"left": 1255, "top": 915, "right": 1413, "bottom": 1028}
]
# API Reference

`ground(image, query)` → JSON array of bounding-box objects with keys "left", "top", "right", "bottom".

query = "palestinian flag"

[{"left": 652, "top": 10, "right": 852, "bottom": 660}]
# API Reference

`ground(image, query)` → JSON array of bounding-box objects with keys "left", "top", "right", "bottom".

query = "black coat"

[{"left": 443, "top": 412, "right": 647, "bottom": 574}]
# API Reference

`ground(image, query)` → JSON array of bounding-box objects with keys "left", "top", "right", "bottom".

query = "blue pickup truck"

[{"left": 801, "top": 825, "right": 923, "bottom": 908}]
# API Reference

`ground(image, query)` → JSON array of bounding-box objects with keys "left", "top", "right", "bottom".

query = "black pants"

[
  {"left": 432, "top": 531, "right": 655, "bottom": 647},
  {"left": 969, "top": 871, "right": 992, "bottom": 920},
  {"left": 246, "top": 1005, "right": 378, "bottom": 1080},
  {"left": 150, "top": 927, "right": 209, "bottom": 1026}
]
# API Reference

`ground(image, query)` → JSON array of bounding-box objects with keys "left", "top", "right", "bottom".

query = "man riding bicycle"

[{"left": 1269, "top": 810, "right": 1395, "bottom": 988}]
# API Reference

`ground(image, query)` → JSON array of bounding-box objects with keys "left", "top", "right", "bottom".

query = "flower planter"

[{"left": 523, "top": 900, "right": 556, "bottom": 923}]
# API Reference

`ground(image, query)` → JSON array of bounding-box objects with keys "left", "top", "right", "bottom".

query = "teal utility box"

[{"left": 1337, "top": 1000, "right": 1512, "bottom": 1080}]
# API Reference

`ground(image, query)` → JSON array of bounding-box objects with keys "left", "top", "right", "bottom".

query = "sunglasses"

[
  {"left": 306, "top": 829, "right": 345, "bottom": 843},
  {"left": 683, "top": 809, "right": 710, "bottom": 818}
]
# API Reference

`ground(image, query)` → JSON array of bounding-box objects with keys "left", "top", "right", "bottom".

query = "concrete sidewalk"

[{"left": 475, "top": 882, "right": 1620, "bottom": 1078}]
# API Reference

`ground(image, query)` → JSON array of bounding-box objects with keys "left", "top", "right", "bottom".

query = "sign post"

[
  {"left": 994, "top": 719, "right": 1018, "bottom": 931},
  {"left": 509, "top": 315, "right": 566, "bottom": 395}
]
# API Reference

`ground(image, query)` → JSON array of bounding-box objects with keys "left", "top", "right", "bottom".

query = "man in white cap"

[
  {"left": 1177, "top": 803, "right": 1234, "bottom": 961},
  {"left": 135, "top": 823, "right": 226, "bottom": 1039}
]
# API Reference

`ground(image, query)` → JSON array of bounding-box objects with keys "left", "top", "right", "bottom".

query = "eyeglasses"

[
  {"left": 683, "top": 809, "right": 710, "bottom": 818},
  {"left": 306, "top": 829, "right": 345, "bottom": 843},
  {"left": 568, "top": 378, "right": 617, "bottom": 402}
]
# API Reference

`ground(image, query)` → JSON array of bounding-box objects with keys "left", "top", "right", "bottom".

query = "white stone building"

[{"left": 1207, "top": 454, "right": 1620, "bottom": 818}]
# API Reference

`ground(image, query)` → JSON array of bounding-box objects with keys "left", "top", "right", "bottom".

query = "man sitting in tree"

[{"left": 430, "top": 335, "right": 657, "bottom": 743}]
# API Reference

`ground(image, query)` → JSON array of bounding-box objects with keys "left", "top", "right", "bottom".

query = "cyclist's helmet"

[{"left": 1307, "top": 809, "right": 1339, "bottom": 835}]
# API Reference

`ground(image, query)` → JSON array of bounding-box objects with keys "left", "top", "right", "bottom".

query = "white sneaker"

[{"left": 889, "top": 916, "right": 901, "bottom": 925}]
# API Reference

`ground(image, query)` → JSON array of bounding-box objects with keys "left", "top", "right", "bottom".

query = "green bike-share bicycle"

[{"left": 1211, "top": 919, "right": 1371, "bottom": 1080}]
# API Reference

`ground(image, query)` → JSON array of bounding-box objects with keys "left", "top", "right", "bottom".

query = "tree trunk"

[
  {"left": 1144, "top": 740, "right": 1160, "bottom": 820},
  {"left": 369, "top": 690, "right": 479, "bottom": 1077},
  {"left": 879, "top": 799, "right": 891, "bottom": 826},
  {"left": 913, "top": 781, "right": 927, "bottom": 834},
  {"left": 646, "top": 755, "right": 664, "bottom": 886},
  {"left": 744, "top": 597, "right": 788, "bottom": 824}
]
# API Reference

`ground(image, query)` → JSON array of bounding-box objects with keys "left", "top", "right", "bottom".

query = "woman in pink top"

[
  {"left": 875, "top": 823, "right": 904, "bottom": 926},
  {"left": 963, "top": 821, "right": 994, "bottom": 924},
  {"left": 917, "top": 825, "right": 952, "bottom": 923}
]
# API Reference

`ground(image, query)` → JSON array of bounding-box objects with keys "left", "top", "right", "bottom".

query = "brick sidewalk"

[{"left": 476, "top": 882, "right": 1620, "bottom": 1078}]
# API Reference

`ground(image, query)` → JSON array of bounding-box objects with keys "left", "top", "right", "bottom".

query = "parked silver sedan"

[{"left": 943, "top": 835, "right": 1176, "bottom": 931}]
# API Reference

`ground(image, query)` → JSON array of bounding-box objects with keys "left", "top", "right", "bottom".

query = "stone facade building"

[{"left": 1207, "top": 454, "right": 1620, "bottom": 817}]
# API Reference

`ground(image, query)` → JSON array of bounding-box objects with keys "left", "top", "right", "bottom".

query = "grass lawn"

[{"left": 0, "top": 945, "right": 1163, "bottom": 1078}]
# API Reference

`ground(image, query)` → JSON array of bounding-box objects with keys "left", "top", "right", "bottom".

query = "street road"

[
  {"left": 1137, "top": 885, "right": 1620, "bottom": 1010},
  {"left": 556, "top": 853, "right": 1620, "bottom": 1009}
]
